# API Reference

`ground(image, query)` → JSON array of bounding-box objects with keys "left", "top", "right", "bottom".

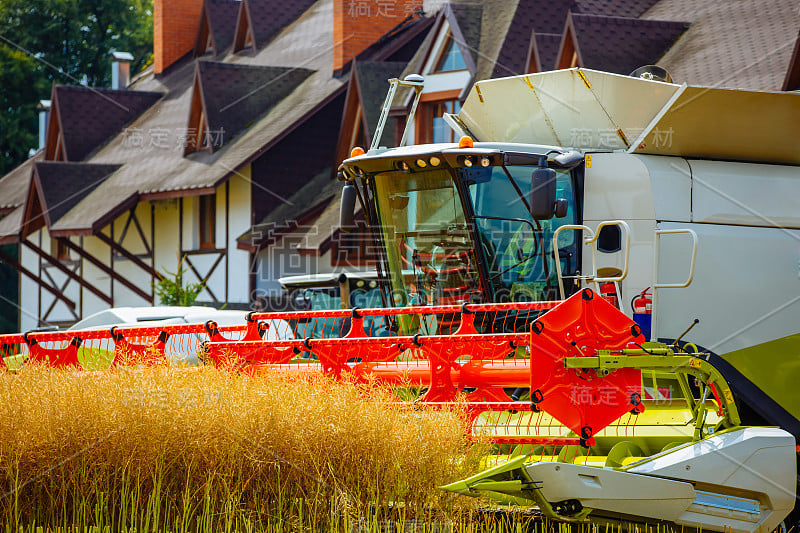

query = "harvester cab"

[{"left": 336, "top": 68, "right": 800, "bottom": 530}]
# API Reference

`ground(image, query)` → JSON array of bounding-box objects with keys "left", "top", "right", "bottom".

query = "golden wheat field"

[
  {"left": 0, "top": 365, "right": 689, "bottom": 533},
  {"left": 0, "top": 364, "right": 500, "bottom": 531}
]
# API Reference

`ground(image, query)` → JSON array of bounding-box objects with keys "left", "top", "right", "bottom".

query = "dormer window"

[
  {"left": 435, "top": 36, "right": 467, "bottom": 72},
  {"left": 185, "top": 70, "right": 212, "bottom": 154}
]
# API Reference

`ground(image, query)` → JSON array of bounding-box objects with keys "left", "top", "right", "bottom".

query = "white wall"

[{"left": 226, "top": 168, "right": 252, "bottom": 304}]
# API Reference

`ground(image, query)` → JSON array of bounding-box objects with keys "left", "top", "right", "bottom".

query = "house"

[
  {"left": 0, "top": 0, "right": 798, "bottom": 331},
  {"left": 0, "top": 0, "right": 429, "bottom": 330}
]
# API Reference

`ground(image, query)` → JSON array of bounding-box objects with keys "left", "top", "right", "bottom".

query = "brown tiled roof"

[
  {"left": 525, "top": 0, "right": 574, "bottom": 34},
  {"left": 53, "top": 86, "right": 162, "bottom": 161},
  {"left": 7, "top": 0, "right": 797, "bottom": 245},
  {"left": 0, "top": 206, "right": 24, "bottom": 243},
  {"left": 531, "top": 33, "right": 562, "bottom": 72},
  {"left": 205, "top": 0, "right": 242, "bottom": 55},
  {"left": 574, "top": 0, "right": 661, "bottom": 19},
  {"left": 248, "top": 91, "right": 345, "bottom": 225},
  {"left": 294, "top": 188, "right": 342, "bottom": 253},
  {"left": 32, "top": 162, "right": 121, "bottom": 228},
  {"left": 238, "top": 168, "right": 337, "bottom": 250},
  {"left": 567, "top": 13, "right": 689, "bottom": 75},
  {"left": 643, "top": 0, "right": 800, "bottom": 91},
  {"left": 246, "top": 0, "right": 318, "bottom": 48},
  {"left": 197, "top": 61, "right": 314, "bottom": 146},
  {"left": 0, "top": 152, "right": 41, "bottom": 212},
  {"left": 491, "top": 0, "right": 573, "bottom": 78},
  {"left": 46, "top": 0, "right": 344, "bottom": 234}
]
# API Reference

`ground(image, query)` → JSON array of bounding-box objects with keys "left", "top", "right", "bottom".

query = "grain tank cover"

[{"left": 458, "top": 68, "right": 800, "bottom": 166}]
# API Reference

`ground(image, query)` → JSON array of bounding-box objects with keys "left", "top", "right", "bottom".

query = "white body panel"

[
  {"left": 691, "top": 160, "right": 800, "bottom": 229},
  {"left": 526, "top": 428, "right": 796, "bottom": 533},
  {"left": 581, "top": 152, "right": 800, "bottom": 356},
  {"left": 654, "top": 221, "right": 800, "bottom": 354},
  {"left": 628, "top": 427, "right": 796, "bottom": 533},
  {"left": 527, "top": 461, "right": 696, "bottom": 520}
]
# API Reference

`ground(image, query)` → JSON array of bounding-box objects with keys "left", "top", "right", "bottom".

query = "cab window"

[{"left": 462, "top": 165, "right": 577, "bottom": 301}]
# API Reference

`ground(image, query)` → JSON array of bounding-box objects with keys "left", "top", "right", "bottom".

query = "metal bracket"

[
  {"left": 564, "top": 346, "right": 741, "bottom": 436},
  {"left": 371, "top": 74, "right": 424, "bottom": 150}
]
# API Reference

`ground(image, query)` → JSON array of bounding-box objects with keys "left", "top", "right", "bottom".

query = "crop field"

[
  {"left": 0, "top": 364, "right": 482, "bottom": 531},
  {"left": 0, "top": 364, "right": 692, "bottom": 532}
]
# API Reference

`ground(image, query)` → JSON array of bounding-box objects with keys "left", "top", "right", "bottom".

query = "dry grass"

[{"left": 0, "top": 365, "right": 487, "bottom": 531}]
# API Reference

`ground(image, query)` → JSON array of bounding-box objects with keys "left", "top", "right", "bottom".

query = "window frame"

[
  {"left": 415, "top": 90, "right": 462, "bottom": 145},
  {"left": 434, "top": 35, "right": 468, "bottom": 73},
  {"left": 198, "top": 193, "right": 216, "bottom": 249}
]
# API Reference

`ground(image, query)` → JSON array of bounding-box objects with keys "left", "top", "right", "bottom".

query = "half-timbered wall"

[{"left": 18, "top": 170, "right": 252, "bottom": 331}]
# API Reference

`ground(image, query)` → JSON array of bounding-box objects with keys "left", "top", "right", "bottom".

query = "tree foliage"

[
  {"left": 154, "top": 258, "right": 205, "bottom": 307},
  {"left": 0, "top": 0, "right": 154, "bottom": 174}
]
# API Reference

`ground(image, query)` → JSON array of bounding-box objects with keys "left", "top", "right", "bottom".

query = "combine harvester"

[{"left": 1, "top": 68, "right": 799, "bottom": 531}]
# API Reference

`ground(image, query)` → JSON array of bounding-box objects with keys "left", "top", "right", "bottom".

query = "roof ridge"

[{"left": 570, "top": 12, "right": 690, "bottom": 26}]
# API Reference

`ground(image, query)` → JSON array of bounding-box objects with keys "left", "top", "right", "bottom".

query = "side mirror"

[
  {"left": 530, "top": 157, "right": 556, "bottom": 220},
  {"left": 340, "top": 182, "right": 357, "bottom": 233}
]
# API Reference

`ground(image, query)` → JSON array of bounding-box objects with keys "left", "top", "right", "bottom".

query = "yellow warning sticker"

[
  {"left": 585, "top": 154, "right": 592, "bottom": 168},
  {"left": 475, "top": 85, "right": 484, "bottom": 103},
  {"left": 688, "top": 358, "right": 701, "bottom": 369},
  {"left": 577, "top": 70, "right": 591, "bottom": 89},
  {"left": 525, "top": 76, "right": 534, "bottom": 90},
  {"left": 723, "top": 389, "right": 734, "bottom": 403}
]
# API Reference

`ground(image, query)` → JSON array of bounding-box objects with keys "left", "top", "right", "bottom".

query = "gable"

[
  {"left": 492, "top": 0, "right": 573, "bottom": 78},
  {"left": 31, "top": 162, "right": 121, "bottom": 229},
  {"left": 529, "top": 33, "right": 562, "bottom": 72},
  {"left": 46, "top": 86, "right": 162, "bottom": 162},
  {"left": 194, "top": 0, "right": 241, "bottom": 57},
  {"left": 335, "top": 60, "right": 407, "bottom": 163},
  {"left": 558, "top": 13, "right": 690, "bottom": 75},
  {"left": 233, "top": 0, "right": 317, "bottom": 52},
  {"left": 186, "top": 61, "right": 314, "bottom": 153},
  {"left": 445, "top": 3, "right": 482, "bottom": 70}
]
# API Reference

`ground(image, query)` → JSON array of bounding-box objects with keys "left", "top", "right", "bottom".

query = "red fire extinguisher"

[
  {"left": 631, "top": 287, "right": 652, "bottom": 339},
  {"left": 599, "top": 282, "right": 619, "bottom": 308}
]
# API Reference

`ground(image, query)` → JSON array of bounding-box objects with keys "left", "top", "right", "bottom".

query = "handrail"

[
  {"left": 653, "top": 229, "right": 698, "bottom": 289},
  {"left": 651, "top": 228, "right": 699, "bottom": 341},
  {"left": 552, "top": 220, "right": 631, "bottom": 300}
]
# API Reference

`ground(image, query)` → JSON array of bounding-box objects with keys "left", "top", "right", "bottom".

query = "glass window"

[
  {"left": 294, "top": 287, "right": 347, "bottom": 340},
  {"left": 373, "top": 169, "right": 480, "bottom": 315},
  {"left": 435, "top": 36, "right": 467, "bottom": 72},
  {"left": 430, "top": 99, "right": 462, "bottom": 144},
  {"left": 199, "top": 194, "right": 216, "bottom": 249},
  {"left": 462, "top": 165, "right": 578, "bottom": 301}
]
